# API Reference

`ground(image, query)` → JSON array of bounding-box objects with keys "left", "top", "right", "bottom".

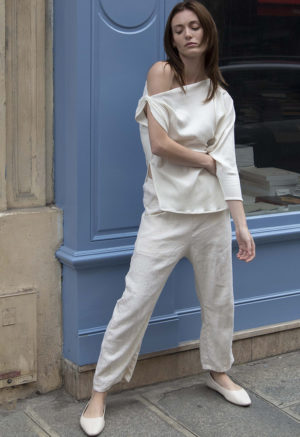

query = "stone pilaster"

[
  {"left": 0, "top": 0, "right": 6, "bottom": 211},
  {"left": 5, "top": 0, "right": 46, "bottom": 208},
  {"left": 0, "top": 0, "right": 62, "bottom": 405}
]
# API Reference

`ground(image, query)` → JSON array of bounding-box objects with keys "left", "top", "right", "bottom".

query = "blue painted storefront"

[{"left": 54, "top": 0, "right": 300, "bottom": 367}]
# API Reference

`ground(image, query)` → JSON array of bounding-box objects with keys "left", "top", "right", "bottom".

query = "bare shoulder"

[{"left": 147, "top": 61, "right": 174, "bottom": 96}]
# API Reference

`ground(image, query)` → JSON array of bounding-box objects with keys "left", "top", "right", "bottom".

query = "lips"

[{"left": 185, "top": 42, "right": 197, "bottom": 47}]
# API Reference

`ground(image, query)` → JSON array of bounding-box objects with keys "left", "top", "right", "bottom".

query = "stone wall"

[{"left": 0, "top": 0, "right": 63, "bottom": 405}]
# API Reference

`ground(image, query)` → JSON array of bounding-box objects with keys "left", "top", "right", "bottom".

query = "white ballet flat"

[
  {"left": 79, "top": 401, "right": 106, "bottom": 436},
  {"left": 206, "top": 372, "right": 251, "bottom": 406}
]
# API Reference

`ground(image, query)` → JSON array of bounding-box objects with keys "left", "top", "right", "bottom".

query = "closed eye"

[{"left": 174, "top": 26, "right": 201, "bottom": 34}]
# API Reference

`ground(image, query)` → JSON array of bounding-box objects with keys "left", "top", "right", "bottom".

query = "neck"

[{"left": 180, "top": 55, "right": 207, "bottom": 84}]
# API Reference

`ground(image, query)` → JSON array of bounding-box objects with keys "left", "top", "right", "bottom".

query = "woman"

[{"left": 80, "top": 1, "right": 255, "bottom": 435}]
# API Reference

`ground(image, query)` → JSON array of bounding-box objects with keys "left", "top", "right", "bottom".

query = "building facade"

[
  {"left": 0, "top": 0, "right": 299, "bottom": 404},
  {"left": 54, "top": 0, "right": 300, "bottom": 400},
  {"left": 0, "top": 0, "right": 62, "bottom": 405}
]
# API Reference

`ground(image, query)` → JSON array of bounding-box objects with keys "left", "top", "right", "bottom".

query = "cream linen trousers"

[{"left": 93, "top": 176, "right": 235, "bottom": 392}]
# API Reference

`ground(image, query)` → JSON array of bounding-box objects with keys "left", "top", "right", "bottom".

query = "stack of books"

[
  {"left": 239, "top": 166, "right": 300, "bottom": 197},
  {"left": 243, "top": 202, "right": 286, "bottom": 215},
  {"left": 293, "top": 184, "right": 300, "bottom": 197},
  {"left": 235, "top": 145, "right": 254, "bottom": 168}
]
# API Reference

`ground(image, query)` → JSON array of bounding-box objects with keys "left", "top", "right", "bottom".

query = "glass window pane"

[{"left": 202, "top": 0, "right": 300, "bottom": 215}]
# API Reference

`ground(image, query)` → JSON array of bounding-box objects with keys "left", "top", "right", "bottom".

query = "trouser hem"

[
  {"left": 93, "top": 383, "right": 114, "bottom": 393},
  {"left": 201, "top": 358, "right": 234, "bottom": 373},
  {"left": 93, "top": 369, "right": 133, "bottom": 393},
  {"left": 202, "top": 365, "right": 233, "bottom": 373}
]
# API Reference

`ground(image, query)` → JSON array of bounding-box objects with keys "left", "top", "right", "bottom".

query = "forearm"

[
  {"left": 227, "top": 199, "right": 256, "bottom": 262},
  {"left": 226, "top": 200, "right": 248, "bottom": 231},
  {"left": 152, "top": 136, "right": 213, "bottom": 169}
]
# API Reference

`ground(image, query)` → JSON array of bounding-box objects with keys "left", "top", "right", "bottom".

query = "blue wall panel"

[
  {"left": 54, "top": 0, "right": 300, "bottom": 369},
  {"left": 61, "top": 267, "right": 80, "bottom": 363},
  {"left": 233, "top": 240, "right": 300, "bottom": 299},
  {"left": 90, "top": 0, "right": 165, "bottom": 240},
  {"left": 61, "top": 213, "right": 300, "bottom": 366}
]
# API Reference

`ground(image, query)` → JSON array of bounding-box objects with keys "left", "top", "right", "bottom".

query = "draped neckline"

[{"left": 146, "top": 78, "right": 211, "bottom": 98}]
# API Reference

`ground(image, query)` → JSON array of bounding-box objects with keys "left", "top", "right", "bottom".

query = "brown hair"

[{"left": 164, "top": 0, "right": 227, "bottom": 101}]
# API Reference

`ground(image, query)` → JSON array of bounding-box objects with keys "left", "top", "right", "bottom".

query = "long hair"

[{"left": 164, "top": 0, "right": 227, "bottom": 101}]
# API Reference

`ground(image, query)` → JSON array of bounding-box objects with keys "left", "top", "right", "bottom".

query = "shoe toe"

[
  {"left": 79, "top": 402, "right": 105, "bottom": 436},
  {"left": 227, "top": 387, "right": 251, "bottom": 406},
  {"left": 206, "top": 373, "right": 251, "bottom": 406},
  {"left": 80, "top": 415, "right": 105, "bottom": 436}
]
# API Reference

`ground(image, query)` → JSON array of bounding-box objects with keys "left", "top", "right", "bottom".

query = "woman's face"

[{"left": 171, "top": 9, "right": 206, "bottom": 59}]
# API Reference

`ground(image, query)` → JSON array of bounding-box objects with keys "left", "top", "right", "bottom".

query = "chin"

[{"left": 186, "top": 51, "right": 204, "bottom": 59}]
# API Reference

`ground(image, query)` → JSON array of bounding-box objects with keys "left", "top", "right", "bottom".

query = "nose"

[{"left": 184, "top": 26, "right": 192, "bottom": 38}]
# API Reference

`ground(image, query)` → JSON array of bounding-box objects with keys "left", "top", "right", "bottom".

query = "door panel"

[{"left": 91, "top": 0, "right": 166, "bottom": 240}]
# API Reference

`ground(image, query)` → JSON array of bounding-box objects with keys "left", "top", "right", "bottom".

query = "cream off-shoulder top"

[{"left": 135, "top": 78, "right": 243, "bottom": 214}]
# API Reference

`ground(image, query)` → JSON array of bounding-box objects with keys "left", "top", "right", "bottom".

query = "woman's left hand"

[
  {"left": 205, "top": 155, "right": 217, "bottom": 176},
  {"left": 235, "top": 227, "right": 256, "bottom": 262}
]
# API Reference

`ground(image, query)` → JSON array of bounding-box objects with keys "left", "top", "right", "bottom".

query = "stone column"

[
  {"left": 0, "top": 0, "right": 6, "bottom": 211},
  {"left": 0, "top": 0, "right": 63, "bottom": 405}
]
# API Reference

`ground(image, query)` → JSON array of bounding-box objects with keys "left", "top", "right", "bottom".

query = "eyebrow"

[{"left": 173, "top": 20, "right": 200, "bottom": 29}]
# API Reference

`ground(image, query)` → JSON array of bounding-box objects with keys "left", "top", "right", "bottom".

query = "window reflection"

[{"left": 201, "top": 0, "right": 300, "bottom": 215}]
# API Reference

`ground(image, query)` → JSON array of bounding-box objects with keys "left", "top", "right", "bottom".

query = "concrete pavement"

[{"left": 0, "top": 350, "right": 300, "bottom": 437}]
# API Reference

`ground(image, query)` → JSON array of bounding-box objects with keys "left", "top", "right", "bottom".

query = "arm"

[
  {"left": 208, "top": 91, "right": 243, "bottom": 199},
  {"left": 227, "top": 200, "right": 255, "bottom": 262},
  {"left": 146, "top": 62, "right": 216, "bottom": 174},
  {"left": 208, "top": 90, "right": 255, "bottom": 261}
]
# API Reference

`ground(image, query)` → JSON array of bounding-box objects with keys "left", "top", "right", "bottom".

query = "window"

[{"left": 203, "top": 0, "right": 300, "bottom": 215}]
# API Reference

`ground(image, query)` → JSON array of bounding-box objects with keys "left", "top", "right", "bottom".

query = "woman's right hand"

[
  {"left": 235, "top": 226, "right": 256, "bottom": 262},
  {"left": 205, "top": 154, "right": 217, "bottom": 176}
]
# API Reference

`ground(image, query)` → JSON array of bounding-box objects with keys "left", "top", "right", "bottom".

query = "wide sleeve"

[
  {"left": 135, "top": 84, "right": 169, "bottom": 132},
  {"left": 208, "top": 90, "right": 243, "bottom": 201}
]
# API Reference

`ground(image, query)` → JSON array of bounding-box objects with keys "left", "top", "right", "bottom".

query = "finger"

[
  {"left": 244, "top": 238, "right": 255, "bottom": 262},
  {"left": 247, "top": 238, "right": 256, "bottom": 262},
  {"left": 238, "top": 240, "right": 253, "bottom": 261},
  {"left": 237, "top": 249, "right": 248, "bottom": 260},
  {"left": 252, "top": 238, "right": 256, "bottom": 256},
  {"left": 236, "top": 246, "right": 244, "bottom": 256}
]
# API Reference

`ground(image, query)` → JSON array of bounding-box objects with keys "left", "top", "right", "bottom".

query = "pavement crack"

[
  {"left": 237, "top": 389, "right": 300, "bottom": 424},
  {"left": 24, "top": 407, "right": 61, "bottom": 437},
  {"left": 136, "top": 394, "right": 200, "bottom": 437}
]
